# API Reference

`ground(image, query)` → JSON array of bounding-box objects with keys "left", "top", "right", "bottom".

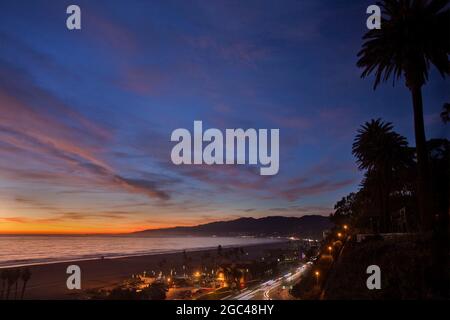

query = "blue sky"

[{"left": 0, "top": 0, "right": 448, "bottom": 233}]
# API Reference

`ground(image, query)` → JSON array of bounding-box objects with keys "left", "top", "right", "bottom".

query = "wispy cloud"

[
  {"left": 276, "top": 178, "right": 355, "bottom": 202},
  {"left": 0, "top": 62, "right": 172, "bottom": 201}
]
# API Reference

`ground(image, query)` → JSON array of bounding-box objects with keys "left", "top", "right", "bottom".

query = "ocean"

[{"left": 0, "top": 235, "right": 281, "bottom": 268}]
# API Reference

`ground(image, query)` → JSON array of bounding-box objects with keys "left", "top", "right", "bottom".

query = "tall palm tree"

[
  {"left": 12, "top": 269, "right": 20, "bottom": 299},
  {"left": 352, "top": 119, "right": 410, "bottom": 231},
  {"left": 20, "top": 268, "right": 31, "bottom": 300},
  {"left": 357, "top": 0, "right": 450, "bottom": 230},
  {"left": 0, "top": 270, "right": 7, "bottom": 299},
  {"left": 5, "top": 270, "right": 14, "bottom": 300}
]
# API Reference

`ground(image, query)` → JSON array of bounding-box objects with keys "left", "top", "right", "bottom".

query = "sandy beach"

[{"left": 4, "top": 241, "right": 289, "bottom": 299}]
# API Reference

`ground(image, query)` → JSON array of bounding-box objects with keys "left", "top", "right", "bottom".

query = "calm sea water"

[{"left": 0, "top": 235, "right": 280, "bottom": 268}]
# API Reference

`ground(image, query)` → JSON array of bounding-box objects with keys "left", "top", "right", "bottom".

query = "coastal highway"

[{"left": 226, "top": 263, "right": 311, "bottom": 300}]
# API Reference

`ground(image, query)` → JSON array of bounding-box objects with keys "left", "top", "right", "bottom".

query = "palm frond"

[{"left": 357, "top": 0, "right": 450, "bottom": 89}]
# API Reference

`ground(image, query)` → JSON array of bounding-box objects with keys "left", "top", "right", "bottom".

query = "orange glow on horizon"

[
  {"left": 0, "top": 212, "right": 244, "bottom": 235},
  {"left": 0, "top": 219, "right": 211, "bottom": 235}
]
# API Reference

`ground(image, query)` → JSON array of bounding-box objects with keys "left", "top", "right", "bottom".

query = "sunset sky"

[{"left": 0, "top": 0, "right": 448, "bottom": 234}]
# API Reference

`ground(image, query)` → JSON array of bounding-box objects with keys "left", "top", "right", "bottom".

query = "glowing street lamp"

[
  {"left": 337, "top": 232, "right": 342, "bottom": 238},
  {"left": 343, "top": 225, "right": 348, "bottom": 231},
  {"left": 315, "top": 271, "right": 320, "bottom": 286},
  {"left": 328, "top": 246, "right": 332, "bottom": 254}
]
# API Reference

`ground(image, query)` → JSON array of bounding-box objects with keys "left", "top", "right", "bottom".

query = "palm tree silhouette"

[
  {"left": 441, "top": 103, "right": 450, "bottom": 123},
  {"left": 5, "top": 270, "right": 14, "bottom": 300},
  {"left": 352, "top": 119, "right": 410, "bottom": 231},
  {"left": 357, "top": 0, "right": 449, "bottom": 230},
  {"left": 0, "top": 270, "right": 7, "bottom": 299},
  {"left": 20, "top": 268, "right": 31, "bottom": 300},
  {"left": 12, "top": 269, "right": 20, "bottom": 299}
]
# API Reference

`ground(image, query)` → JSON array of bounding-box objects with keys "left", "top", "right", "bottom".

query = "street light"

[
  {"left": 337, "top": 232, "right": 342, "bottom": 238},
  {"left": 328, "top": 246, "right": 332, "bottom": 254},
  {"left": 343, "top": 225, "right": 348, "bottom": 231},
  {"left": 315, "top": 271, "right": 320, "bottom": 286}
]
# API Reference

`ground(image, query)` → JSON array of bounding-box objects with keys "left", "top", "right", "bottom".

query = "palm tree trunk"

[
  {"left": 411, "top": 86, "right": 448, "bottom": 298},
  {"left": 21, "top": 281, "right": 28, "bottom": 300},
  {"left": 377, "top": 172, "right": 387, "bottom": 233},
  {"left": 410, "top": 86, "right": 432, "bottom": 231},
  {"left": 383, "top": 168, "right": 391, "bottom": 233}
]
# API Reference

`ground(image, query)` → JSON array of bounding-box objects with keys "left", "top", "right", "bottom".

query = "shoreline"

[
  {"left": 2, "top": 240, "right": 291, "bottom": 299},
  {"left": 0, "top": 236, "right": 285, "bottom": 269}
]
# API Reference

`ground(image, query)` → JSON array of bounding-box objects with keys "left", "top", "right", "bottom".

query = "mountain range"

[{"left": 132, "top": 215, "right": 331, "bottom": 239}]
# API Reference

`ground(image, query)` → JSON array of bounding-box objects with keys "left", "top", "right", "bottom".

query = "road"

[{"left": 226, "top": 263, "right": 311, "bottom": 300}]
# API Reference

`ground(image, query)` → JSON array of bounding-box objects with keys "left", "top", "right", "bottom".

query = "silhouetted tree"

[
  {"left": 143, "top": 282, "right": 168, "bottom": 300},
  {"left": 330, "top": 192, "right": 358, "bottom": 226},
  {"left": 5, "top": 270, "right": 14, "bottom": 300},
  {"left": 357, "top": 0, "right": 449, "bottom": 230},
  {"left": 0, "top": 270, "right": 7, "bottom": 299},
  {"left": 427, "top": 138, "right": 450, "bottom": 297},
  {"left": 12, "top": 269, "right": 20, "bottom": 299},
  {"left": 182, "top": 250, "right": 190, "bottom": 274},
  {"left": 20, "top": 268, "right": 31, "bottom": 300},
  {"left": 441, "top": 103, "right": 450, "bottom": 123},
  {"left": 352, "top": 119, "right": 412, "bottom": 231}
]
